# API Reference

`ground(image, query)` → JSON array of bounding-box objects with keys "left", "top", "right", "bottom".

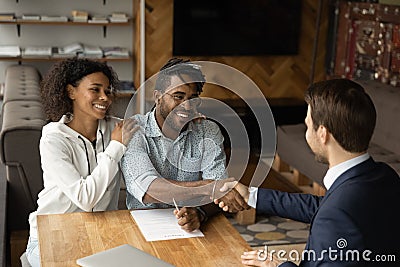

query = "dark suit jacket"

[{"left": 257, "top": 158, "right": 400, "bottom": 266}]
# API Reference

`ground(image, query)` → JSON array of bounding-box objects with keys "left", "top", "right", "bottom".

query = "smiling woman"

[
  {"left": 24, "top": 57, "right": 138, "bottom": 267},
  {"left": 40, "top": 57, "right": 119, "bottom": 123},
  {"left": 66, "top": 72, "right": 114, "bottom": 139}
]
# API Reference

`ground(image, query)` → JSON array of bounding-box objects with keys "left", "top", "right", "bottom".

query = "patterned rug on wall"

[{"left": 226, "top": 214, "right": 310, "bottom": 247}]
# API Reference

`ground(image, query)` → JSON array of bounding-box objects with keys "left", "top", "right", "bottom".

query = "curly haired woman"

[{"left": 25, "top": 57, "right": 136, "bottom": 266}]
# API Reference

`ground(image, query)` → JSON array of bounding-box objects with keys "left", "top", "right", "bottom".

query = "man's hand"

[
  {"left": 214, "top": 180, "right": 250, "bottom": 213},
  {"left": 173, "top": 207, "right": 201, "bottom": 232},
  {"left": 241, "top": 250, "right": 280, "bottom": 267},
  {"left": 221, "top": 181, "right": 249, "bottom": 201}
]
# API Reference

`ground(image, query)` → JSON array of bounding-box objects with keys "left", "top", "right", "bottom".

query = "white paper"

[{"left": 130, "top": 208, "right": 204, "bottom": 241}]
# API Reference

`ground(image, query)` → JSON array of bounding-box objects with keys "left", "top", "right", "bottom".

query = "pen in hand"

[
  {"left": 173, "top": 198, "right": 180, "bottom": 213},
  {"left": 173, "top": 198, "right": 186, "bottom": 220}
]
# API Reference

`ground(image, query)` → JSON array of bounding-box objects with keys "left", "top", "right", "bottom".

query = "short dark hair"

[
  {"left": 155, "top": 58, "right": 206, "bottom": 93},
  {"left": 41, "top": 57, "right": 120, "bottom": 122},
  {"left": 304, "top": 79, "right": 376, "bottom": 153}
]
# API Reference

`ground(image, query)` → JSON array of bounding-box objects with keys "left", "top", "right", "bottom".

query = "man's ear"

[
  {"left": 318, "top": 125, "right": 328, "bottom": 144},
  {"left": 153, "top": 90, "right": 162, "bottom": 104},
  {"left": 67, "top": 84, "right": 76, "bottom": 100}
]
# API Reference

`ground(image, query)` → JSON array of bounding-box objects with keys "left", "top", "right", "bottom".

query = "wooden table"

[{"left": 37, "top": 210, "right": 251, "bottom": 266}]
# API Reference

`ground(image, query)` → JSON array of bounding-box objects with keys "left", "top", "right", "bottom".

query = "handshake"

[{"left": 213, "top": 178, "right": 251, "bottom": 213}]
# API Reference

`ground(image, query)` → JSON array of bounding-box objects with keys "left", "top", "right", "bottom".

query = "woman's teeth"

[
  {"left": 94, "top": 104, "right": 107, "bottom": 110},
  {"left": 176, "top": 112, "right": 188, "bottom": 118}
]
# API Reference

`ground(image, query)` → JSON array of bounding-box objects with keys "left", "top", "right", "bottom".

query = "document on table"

[{"left": 130, "top": 208, "right": 204, "bottom": 241}]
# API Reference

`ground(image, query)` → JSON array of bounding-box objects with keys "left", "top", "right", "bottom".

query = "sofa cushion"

[
  {"left": 2, "top": 83, "right": 41, "bottom": 104},
  {"left": 0, "top": 101, "right": 45, "bottom": 162},
  {"left": 3, "top": 65, "right": 42, "bottom": 104},
  {"left": 5, "top": 65, "right": 41, "bottom": 81},
  {"left": 358, "top": 80, "right": 400, "bottom": 156},
  {"left": 0, "top": 100, "right": 46, "bottom": 230}
]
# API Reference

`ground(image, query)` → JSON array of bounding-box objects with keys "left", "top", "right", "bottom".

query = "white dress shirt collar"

[{"left": 323, "top": 153, "right": 370, "bottom": 190}]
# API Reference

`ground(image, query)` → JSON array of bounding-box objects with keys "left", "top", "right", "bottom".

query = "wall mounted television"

[{"left": 173, "top": 0, "right": 302, "bottom": 56}]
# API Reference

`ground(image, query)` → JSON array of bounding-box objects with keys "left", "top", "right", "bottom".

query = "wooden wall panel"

[{"left": 144, "top": 0, "right": 328, "bottom": 100}]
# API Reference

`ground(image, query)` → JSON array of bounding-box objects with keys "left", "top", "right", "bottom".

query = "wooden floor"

[{"left": 9, "top": 230, "right": 28, "bottom": 267}]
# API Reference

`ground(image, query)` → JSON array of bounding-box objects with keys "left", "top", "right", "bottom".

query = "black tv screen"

[{"left": 173, "top": 0, "right": 302, "bottom": 56}]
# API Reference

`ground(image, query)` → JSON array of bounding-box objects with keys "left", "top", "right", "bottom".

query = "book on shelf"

[
  {"left": 41, "top": 15, "right": 69, "bottom": 22},
  {"left": 0, "top": 45, "right": 21, "bottom": 57},
  {"left": 0, "top": 13, "right": 15, "bottom": 21},
  {"left": 22, "top": 46, "right": 52, "bottom": 58},
  {"left": 111, "top": 12, "right": 128, "bottom": 18},
  {"left": 88, "top": 14, "right": 109, "bottom": 24},
  {"left": 71, "top": 10, "right": 88, "bottom": 17},
  {"left": 102, "top": 46, "right": 130, "bottom": 58},
  {"left": 62, "top": 42, "right": 83, "bottom": 54},
  {"left": 52, "top": 47, "right": 75, "bottom": 58},
  {"left": 72, "top": 16, "right": 88, "bottom": 22},
  {"left": 71, "top": 10, "right": 88, "bottom": 22},
  {"left": 108, "top": 17, "right": 129, "bottom": 23},
  {"left": 108, "top": 12, "right": 129, "bottom": 23},
  {"left": 21, "top": 14, "right": 41, "bottom": 21},
  {"left": 83, "top": 44, "right": 103, "bottom": 58},
  {"left": 53, "top": 43, "right": 83, "bottom": 58}
]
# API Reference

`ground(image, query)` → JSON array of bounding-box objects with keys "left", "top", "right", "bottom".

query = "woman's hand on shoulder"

[{"left": 111, "top": 117, "right": 138, "bottom": 145}]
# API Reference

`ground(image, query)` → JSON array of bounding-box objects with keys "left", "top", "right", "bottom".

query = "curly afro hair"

[{"left": 40, "top": 57, "right": 120, "bottom": 122}]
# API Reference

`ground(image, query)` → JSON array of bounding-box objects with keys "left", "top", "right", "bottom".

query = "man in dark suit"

[{"left": 215, "top": 79, "right": 400, "bottom": 266}]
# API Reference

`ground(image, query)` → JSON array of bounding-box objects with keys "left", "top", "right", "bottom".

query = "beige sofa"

[{"left": 0, "top": 65, "right": 46, "bottom": 231}]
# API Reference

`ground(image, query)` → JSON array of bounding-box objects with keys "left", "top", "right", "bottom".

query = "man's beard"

[
  {"left": 160, "top": 104, "right": 192, "bottom": 133},
  {"left": 314, "top": 153, "right": 328, "bottom": 165}
]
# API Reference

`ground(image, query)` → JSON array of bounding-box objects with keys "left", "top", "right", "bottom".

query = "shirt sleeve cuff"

[
  {"left": 104, "top": 140, "right": 126, "bottom": 161},
  {"left": 133, "top": 175, "right": 159, "bottom": 205},
  {"left": 248, "top": 187, "right": 258, "bottom": 209}
]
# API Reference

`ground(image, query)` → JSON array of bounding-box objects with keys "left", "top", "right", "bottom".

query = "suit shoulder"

[{"left": 377, "top": 161, "right": 400, "bottom": 179}]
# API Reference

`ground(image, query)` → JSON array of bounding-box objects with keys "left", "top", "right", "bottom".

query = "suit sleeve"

[{"left": 256, "top": 188, "right": 322, "bottom": 223}]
